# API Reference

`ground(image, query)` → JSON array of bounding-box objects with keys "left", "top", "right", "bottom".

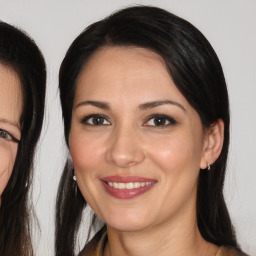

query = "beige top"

[
  {"left": 216, "top": 247, "right": 248, "bottom": 256},
  {"left": 80, "top": 231, "right": 247, "bottom": 256}
]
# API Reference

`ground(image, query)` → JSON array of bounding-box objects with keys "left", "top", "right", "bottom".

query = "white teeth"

[
  {"left": 118, "top": 183, "right": 126, "bottom": 189},
  {"left": 107, "top": 181, "right": 152, "bottom": 189},
  {"left": 125, "top": 182, "right": 134, "bottom": 189},
  {"left": 134, "top": 182, "right": 140, "bottom": 188}
]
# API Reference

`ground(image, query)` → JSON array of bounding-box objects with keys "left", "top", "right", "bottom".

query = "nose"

[{"left": 105, "top": 125, "right": 145, "bottom": 168}]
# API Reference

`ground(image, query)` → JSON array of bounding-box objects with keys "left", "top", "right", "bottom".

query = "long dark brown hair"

[
  {"left": 56, "top": 6, "right": 238, "bottom": 256},
  {"left": 0, "top": 21, "right": 46, "bottom": 255}
]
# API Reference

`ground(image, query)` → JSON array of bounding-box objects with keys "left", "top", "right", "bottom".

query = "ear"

[{"left": 200, "top": 119, "right": 224, "bottom": 169}]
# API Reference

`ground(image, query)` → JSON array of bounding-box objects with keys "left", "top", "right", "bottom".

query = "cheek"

[
  {"left": 0, "top": 143, "right": 17, "bottom": 196},
  {"left": 149, "top": 135, "right": 189, "bottom": 163},
  {"left": 144, "top": 132, "right": 203, "bottom": 218},
  {"left": 69, "top": 130, "right": 106, "bottom": 214},
  {"left": 146, "top": 130, "right": 204, "bottom": 180},
  {"left": 69, "top": 130, "right": 105, "bottom": 174}
]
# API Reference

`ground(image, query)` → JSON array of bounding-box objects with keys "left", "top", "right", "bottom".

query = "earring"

[
  {"left": 72, "top": 169, "right": 78, "bottom": 196},
  {"left": 72, "top": 169, "right": 77, "bottom": 181},
  {"left": 207, "top": 162, "right": 211, "bottom": 171}
]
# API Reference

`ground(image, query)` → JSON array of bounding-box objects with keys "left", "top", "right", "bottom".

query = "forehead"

[
  {"left": 0, "top": 64, "right": 23, "bottom": 124},
  {"left": 75, "top": 46, "right": 189, "bottom": 109},
  {"left": 78, "top": 46, "right": 166, "bottom": 81}
]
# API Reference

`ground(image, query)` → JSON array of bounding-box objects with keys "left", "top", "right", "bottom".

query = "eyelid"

[
  {"left": 79, "top": 114, "right": 111, "bottom": 125},
  {"left": 143, "top": 114, "right": 177, "bottom": 127},
  {"left": 0, "top": 128, "right": 20, "bottom": 143}
]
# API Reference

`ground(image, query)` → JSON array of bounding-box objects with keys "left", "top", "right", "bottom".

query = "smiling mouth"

[
  {"left": 106, "top": 181, "right": 153, "bottom": 190},
  {"left": 101, "top": 176, "right": 157, "bottom": 199}
]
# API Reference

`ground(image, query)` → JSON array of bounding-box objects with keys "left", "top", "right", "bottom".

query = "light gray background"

[{"left": 0, "top": 0, "right": 255, "bottom": 255}]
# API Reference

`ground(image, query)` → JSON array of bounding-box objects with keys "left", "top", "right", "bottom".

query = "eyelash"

[
  {"left": 0, "top": 128, "right": 20, "bottom": 143},
  {"left": 144, "top": 114, "right": 177, "bottom": 127},
  {"left": 79, "top": 114, "right": 177, "bottom": 127},
  {"left": 80, "top": 114, "right": 111, "bottom": 126}
]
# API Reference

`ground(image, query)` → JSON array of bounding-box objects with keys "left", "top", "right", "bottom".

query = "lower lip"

[{"left": 101, "top": 181, "right": 156, "bottom": 199}]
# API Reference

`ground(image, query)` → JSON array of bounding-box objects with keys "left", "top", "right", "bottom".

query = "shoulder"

[{"left": 216, "top": 246, "right": 249, "bottom": 256}]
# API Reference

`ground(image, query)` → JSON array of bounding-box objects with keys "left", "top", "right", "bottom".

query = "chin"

[{"left": 104, "top": 213, "right": 152, "bottom": 232}]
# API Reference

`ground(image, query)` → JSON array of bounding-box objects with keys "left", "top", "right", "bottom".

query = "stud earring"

[
  {"left": 207, "top": 162, "right": 211, "bottom": 171},
  {"left": 72, "top": 169, "right": 77, "bottom": 181},
  {"left": 72, "top": 169, "right": 78, "bottom": 196}
]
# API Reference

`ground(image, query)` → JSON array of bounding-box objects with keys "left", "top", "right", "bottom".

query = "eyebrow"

[
  {"left": 75, "top": 99, "right": 185, "bottom": 112},
  {"left": 139, "top": 100, "right": 186, "bottom": 112},
  {"left": 75, "top": 100, "right": 110, "bottom": 110},
  {"left": 0, "top": 118, "right": 20, "bottom": 129}
]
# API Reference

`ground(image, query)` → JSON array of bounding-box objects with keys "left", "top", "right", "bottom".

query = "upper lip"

[{"left": 101, "top": 175, "right": 156, "bottom": 183}]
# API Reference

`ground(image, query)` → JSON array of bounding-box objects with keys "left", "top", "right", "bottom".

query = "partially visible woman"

[
  {"left": 56, "top": 6, "right": 248, "bottom": 256},
  {"left": 0, "top": 21, "right": 46, "bottom": 255}
]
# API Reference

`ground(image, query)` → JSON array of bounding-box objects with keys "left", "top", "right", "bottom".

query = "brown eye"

[
  {"left": 80, "top": 114, "right": 111, "bottom": 126},
  {"left": 153, "top": 117, "right": 169, "bottom": 126},
  {"left": 0, "top": 130, "right": 11, "bottom": 139},
  {"left": 144, "top": 114, "right": 177, "bottom": 127},
  {"left": 0, "top": 129, "right": 19, "bottom": 143},
  {"left": 91, "top": 116, "right": 106, "bottom": 125}
]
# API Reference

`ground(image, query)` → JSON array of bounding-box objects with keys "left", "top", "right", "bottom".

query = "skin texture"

[
  {"left": 0, "top": 64, "right": 22, "bottom": 204},
  {"left": 69, "top": 47, "right": 224, "bottom": 256}
]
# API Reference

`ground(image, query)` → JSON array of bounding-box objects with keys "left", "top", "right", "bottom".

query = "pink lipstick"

[{"left": 101, "top": 176, "right": 157, "bottom": 199}]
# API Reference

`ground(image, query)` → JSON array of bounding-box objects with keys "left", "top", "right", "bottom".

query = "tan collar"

[{"left": 91, "top": 233, "right": 244, "bottom": 256}]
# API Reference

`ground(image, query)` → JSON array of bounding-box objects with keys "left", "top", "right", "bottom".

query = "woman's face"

[
  {"left": 69, "top": 47, "right": 209, "bottom": 231},
  {"left": 0, "top": 64, "right": 22, "bottom": 203}
]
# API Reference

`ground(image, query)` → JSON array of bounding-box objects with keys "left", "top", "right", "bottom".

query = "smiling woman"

[
  {"left": 0, "top": 22, "right": 46, "bottom": 255},
  {"left": 69, "top": 46, "right": 216, "bottom": 233},
  {"left": 55, "top": 5, "right": 248, "bottom": 256},
  {"left": 0, "top": 65, "right": 22, "bottom": 198}
]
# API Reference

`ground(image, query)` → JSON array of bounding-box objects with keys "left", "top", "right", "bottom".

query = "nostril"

[{"left": 127, "top": 161, "right": 137, "bottom": 167}]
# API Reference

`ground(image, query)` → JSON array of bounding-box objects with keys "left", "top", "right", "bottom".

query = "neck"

[{"left": 103, "top": 201, "right": 218, "bottom": 256}]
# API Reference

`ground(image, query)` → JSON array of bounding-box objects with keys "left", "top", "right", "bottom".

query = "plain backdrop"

[{"left": 0, "top": 0, "right": 255, "bottom": 255}]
